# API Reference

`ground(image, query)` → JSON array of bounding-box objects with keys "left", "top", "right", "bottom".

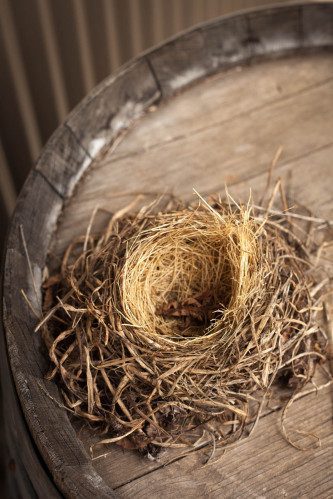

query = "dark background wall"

[{"left": 0, "top": 0, "right": 297, "bottom": 251}]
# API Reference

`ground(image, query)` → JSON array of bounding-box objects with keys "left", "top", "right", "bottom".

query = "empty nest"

[{"left": 40, "top": 191, "right": 329, "bottom": 457}]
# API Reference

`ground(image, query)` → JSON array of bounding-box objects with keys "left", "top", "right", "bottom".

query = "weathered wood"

[
  {"left": 2, "top": 173, "right": 115, "bottom": 498},
  {"left": 146, "top": 3, "right": 333, "bottom": 97},
  {"left": 2, "top": 3, "right": 333, "bottom": 497},
  {"left": 52, "top": 50, "right": 333, "bottom": 496},
  {"left": 68, "top": 145, "right": 333, "bottom": 494},
  {"left": 111, "top": 53, "right": 333, "bottom": 161},
  {"left": 52, "top": 53, "right": 333, "bottom": 258},
  {"left": 117, "top": 385, "right": 333, "bottom": 498},
  {"left": 0, "top": 302, "right": 61, "bottom": 498},
  {"left": 303, "top": 3, "right": 333, "bottom": 47},
  {"left": 5, "top": 171, "right": 62, "bottom": 267},
  {"left": 66, "top": 59, "right": 161, "bottom": 158},
  {"left": 35, "top": 124, "right": 90, "bottom": 199},
  {"left": 77, "top": 369, "right": 332, "bottom": 492},
  {"left": 35, "top": 60, "right": 161, "bottom": 199}
]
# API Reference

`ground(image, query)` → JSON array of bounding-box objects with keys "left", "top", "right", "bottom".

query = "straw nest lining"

[
  {"left": 41, "top": 194, "right": 328, "bottom": 456},
  {"left": 121, "top": 207, "right": 258, "bottom": 342}
]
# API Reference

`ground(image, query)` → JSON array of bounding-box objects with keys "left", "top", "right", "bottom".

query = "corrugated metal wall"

[{"left": 0, "top": 0, "right": 295, "bottom": 248}]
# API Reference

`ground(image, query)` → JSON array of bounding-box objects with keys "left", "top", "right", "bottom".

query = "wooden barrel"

[{"left": 1, "top": 3, "right": 333, "bottom": 497}]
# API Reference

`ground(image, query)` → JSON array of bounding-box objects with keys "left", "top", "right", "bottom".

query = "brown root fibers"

[{"left": 40, "top": 192, "right": 329, "bottom": 457}]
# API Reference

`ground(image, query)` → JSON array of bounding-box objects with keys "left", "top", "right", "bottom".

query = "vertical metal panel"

[
  {"left": 103, "top": 0, "right": 122, "bottom": 72},
  {"left": 0, "top": 139, "right": 16, "bottom": 252},
  {"left": 36, "top": 0, "right": 69, "bottom": 122},
  {"left": 10, "top": 0, "right": 59, "bottom": 144},
  {"left": 0, "top": 26, "right": 33, "bottom": 190},
  {"left": 0, "top": 0, "right": 42, "bottom": 161},
  {"left": 205, "top": 0, "right": 222, "bottom": 19},
  {"left": 192, "top": 0, "right": 207, "bottom": 24},
  {"left": 0, "top": 0, "right": 297, "bottom": 247},
  {"left": 49, "top": 0, "right": 86, "bottom": 110},
  {"left": 110, "top": 0, "right": 134, "bottom": 64},
  {"left": 172, "top": 0, "right": 185, "bottom": 33},
  {"left": 128, "top": 0, "right": 144, "bottom": 55},
  {"left": 0, "top": 140, "right": 16, "bottom": 217},
  {"left": 72, "top": 0, "right": 96, "bottom": 93},
  {"left": 152, "top": 0, "right": 165, "bottom": 43},
  {"left": 85, "top": 1, "right": 110, "bottom": 83}
]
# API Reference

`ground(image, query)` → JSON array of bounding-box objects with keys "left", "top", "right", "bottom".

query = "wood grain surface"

[
  {"left": 52, "top": 53, "right": 333, "bottom": 258},
  {"left": 51, "top": 51, "right": 333, "bottom": 496},
  {"left": 2, "top": 173, "right": 115, "bottom": 498},
  {"left": 117, "top": 385, "right": 333, "bottom": 498},
  {"left": 2, "top": 3, "right": 333, "bottom": 497}
]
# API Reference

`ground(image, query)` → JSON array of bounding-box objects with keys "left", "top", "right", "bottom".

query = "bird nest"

[{"left": 40, "top": 191, "right": 329, "bottom": 457}]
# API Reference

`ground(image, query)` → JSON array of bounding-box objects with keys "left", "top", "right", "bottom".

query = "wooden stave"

[{"left": 1, "top": 3, "right": 333, "bottom": 497}]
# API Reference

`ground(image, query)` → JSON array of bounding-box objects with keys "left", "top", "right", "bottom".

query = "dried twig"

[{"left": 38, "top": 190, "right": 330, "bottom": 455}]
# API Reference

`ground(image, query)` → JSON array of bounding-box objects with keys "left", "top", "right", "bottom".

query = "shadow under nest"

[{"left": 39, "top": 190, "right": 330, "bottom": 459}]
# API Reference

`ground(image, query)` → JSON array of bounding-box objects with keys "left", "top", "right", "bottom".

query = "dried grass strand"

[{"left": 39, "top": 191, "right": 329, "bottom": 455}]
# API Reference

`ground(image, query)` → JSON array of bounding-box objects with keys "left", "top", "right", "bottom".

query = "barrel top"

[{"left": 2, "top": 3, "right": 333, "bottom": 497}]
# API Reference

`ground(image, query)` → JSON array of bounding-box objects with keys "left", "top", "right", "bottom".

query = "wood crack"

[
  {"left": 113, "top": 383, "right": 332, "bottom": 490},
  {"left": 99, "top": 75, "right": 333, "bottom": 168},
  {"left": 203, "top": 140, "right": 333, "bottom": 194},
  {"left": 36, "top": 170, "right": 65, "bottom": 200},
  {"left": 144, "top": 55, "right": 164, "bottom": 101}
]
